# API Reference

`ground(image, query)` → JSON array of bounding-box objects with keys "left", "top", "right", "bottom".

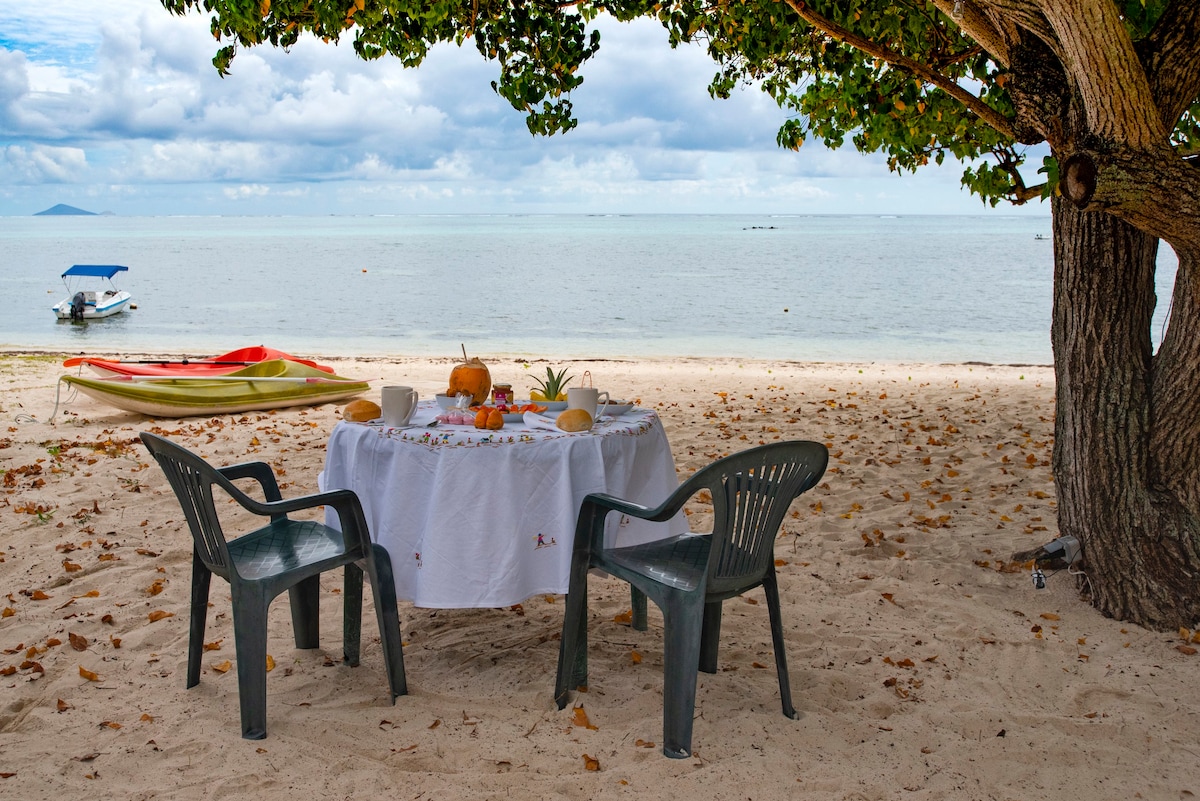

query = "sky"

[{"left": 0, "top": 0, "right": 1050, "bottom": 217}]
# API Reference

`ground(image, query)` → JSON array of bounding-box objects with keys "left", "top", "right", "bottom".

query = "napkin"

[{"left": 523, "top": 411, "right": 562, "bottom": 432}]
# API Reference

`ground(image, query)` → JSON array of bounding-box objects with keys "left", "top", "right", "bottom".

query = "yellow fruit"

[
  {"left": 530, "top": 390, "right": 546, "bottom": 401},
  {"left": 531, "top": 366, "right": 572, "bottom": 401},
  {"left": 486, "top": 408, "right": 504, "bottom": 430}
]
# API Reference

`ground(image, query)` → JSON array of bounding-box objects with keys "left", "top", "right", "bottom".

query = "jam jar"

[{"left": 492, "top": 383, "right": 513, "bottom": 406}]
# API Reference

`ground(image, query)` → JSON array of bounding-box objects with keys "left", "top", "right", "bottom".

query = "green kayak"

[{"left": 61, "top": 359, "right": 370, "bottom": 417}]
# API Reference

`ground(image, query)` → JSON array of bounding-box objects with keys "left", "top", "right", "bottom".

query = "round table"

[{"left": 319, "top": 402, "right": 686, "bottom": 608}]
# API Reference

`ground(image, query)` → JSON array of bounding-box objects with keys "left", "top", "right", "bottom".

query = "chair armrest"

[
  {"left": 217, "top": 461, "right": 283, "bottom": 503},
  {"left": 581, "top": 493, "right": 657, "bottom": 521},
  {"left": 575, "top": 488, "right": 691, "bottom": 554},
  {"left": 581, "top": 487, "right": 690, "bottom": 524},
  {"left": 230, "top": 486, "right": 372, "bottom": 548}
]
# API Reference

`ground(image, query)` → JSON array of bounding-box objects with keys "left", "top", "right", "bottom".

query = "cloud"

[
  {"left": 0, "top": 0, "right": 1045, "bottom": 216},
  {"left": 223, "top": 183, "right": 271, "bottom": 200},
  {"left": 2, "top": 144, "right": 89, "bottom": 183}
]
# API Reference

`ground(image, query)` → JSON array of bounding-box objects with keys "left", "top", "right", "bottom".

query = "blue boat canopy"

[{"left": 62, "top": 264, "right": 129, "bottom": 279}]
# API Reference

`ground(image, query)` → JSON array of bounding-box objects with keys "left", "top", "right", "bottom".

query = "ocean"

[{"left": 0, "top": 214, "right": 1178, "bottom": 364}]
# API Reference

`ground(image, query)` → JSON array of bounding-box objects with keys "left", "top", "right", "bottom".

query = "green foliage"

[
  {"left": 160, "top": 0, "right": 1195, "bottom": 204},
  {"left": 1037, "top": 156, "right": 1059, "bottom": 200}
]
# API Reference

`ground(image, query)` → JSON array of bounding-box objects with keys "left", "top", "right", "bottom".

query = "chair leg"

[
  {"left": 631, "top": 586, "right": 648, "bottom": 631},
  {"left": 343, "top": 562, "right": 364, "bottom": 667},
  {"left": 554, "top": 556, "right": 591, "bottom": 710},
  {"left": 187, "top": 554, "right": 212, "bottom": 689},
  {"left": 289, "top": 575, "right": 321, "bottom": 650},
  {"left": 230, "top": 588, "right": 270, "bottom": 739},
  {"left": 660, "top": 594, "right": 705, "bottom": 759},
  {"left": 366, "top": 544, "right": 408, "bottom": 701},
  {"left": 698, "top": 600, "right": 723, "bottom": 674},
  {"left": 762, "top": 568, "right": 799, "bottom": 719}
]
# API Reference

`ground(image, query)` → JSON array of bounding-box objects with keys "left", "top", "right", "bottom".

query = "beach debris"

[{"left": 571, "top": 705, "right": 598, "bottom": 730}]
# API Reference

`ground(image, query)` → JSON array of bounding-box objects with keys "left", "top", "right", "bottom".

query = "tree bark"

[{"left": 1051, "top": 195, "right": 1200, "bottom": 629}]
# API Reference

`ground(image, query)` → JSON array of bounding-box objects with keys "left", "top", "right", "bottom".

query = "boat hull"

[
  {"left": 53, "top": 290, "right": 132, "bottom": 320},
  {"left": 73, "top": 346, "right": 335, "bottom": 377},
  {"left": 61, "top": 360, "right": 369, "bottom": 417}
]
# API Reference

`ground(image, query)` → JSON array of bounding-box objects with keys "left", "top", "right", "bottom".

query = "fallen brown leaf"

[{"left": 572, "top": 705, "right": 599, "bottom": 731}]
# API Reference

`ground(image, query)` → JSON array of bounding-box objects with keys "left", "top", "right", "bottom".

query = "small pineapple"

[{"left": 529, "top": 366, "right": 573, "bottom": 402}]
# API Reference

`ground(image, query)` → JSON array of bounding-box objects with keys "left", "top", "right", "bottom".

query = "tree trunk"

[{"left": 1051, "top": 195, "right": 1200, "bottom": 630}]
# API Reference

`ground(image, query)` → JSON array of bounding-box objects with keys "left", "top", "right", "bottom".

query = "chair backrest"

[
  {"left": 682, "top": 441, "right": 828, "bottom": 597},
  {"left": 140, "top": 432, "right": 236, "bottom": 578}
]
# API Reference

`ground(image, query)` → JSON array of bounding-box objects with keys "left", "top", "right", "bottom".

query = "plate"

[
  {"left": 601, "top": 402, "right": 634, "bottom": 417},
  {"left": 468, "top": 404, "right": 549, "bottom": 423},
  {"left": 537, "top": 400, "right": 568, "bottom": 411}
]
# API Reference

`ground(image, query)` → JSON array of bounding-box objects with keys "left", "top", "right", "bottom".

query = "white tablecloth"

[{"left": 319, "top": 402, "right": 686, "bottom": 608}]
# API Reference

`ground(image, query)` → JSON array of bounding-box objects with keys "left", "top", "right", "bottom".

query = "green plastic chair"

[
  {"left": 139, "top": 432, "right": 407, "bottom": 739},
  {"left": 554, "top": 440, "right": 828, "bottom": 758}
]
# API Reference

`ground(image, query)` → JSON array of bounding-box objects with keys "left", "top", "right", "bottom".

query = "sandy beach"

[{"left": 1, "top": 352, "right": 1197, "bottom": 799}]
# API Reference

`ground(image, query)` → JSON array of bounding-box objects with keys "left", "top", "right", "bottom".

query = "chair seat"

[
  {"left": 605, "top": 534, "right": 711, "bottom": 591},
  {"left": 227, "top": 520, "right": 348, "bottom": 581}
]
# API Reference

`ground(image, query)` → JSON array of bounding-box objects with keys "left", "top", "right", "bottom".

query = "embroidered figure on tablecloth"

[
  {"left": 415, "top": 551, "right": 422, "bottom": 568},
  {"left": 534, "top": 533, "right": 557, "bottom": 549}
]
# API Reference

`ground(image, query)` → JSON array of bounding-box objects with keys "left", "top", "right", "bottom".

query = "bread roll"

[
  {"left": 556, "top": 408, "right": 593, "bottom": 432},
  {"left": 343, "top": 399, "right": 382, "bottom": 422}
]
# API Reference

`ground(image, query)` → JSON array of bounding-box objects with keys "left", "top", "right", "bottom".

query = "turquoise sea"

[{"left": 0, "top": 214, "right": 1178, "bottom": 363}]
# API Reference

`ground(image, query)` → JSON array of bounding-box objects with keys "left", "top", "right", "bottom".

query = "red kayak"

[{"left": 64, "top": 346, "right": 336, "bottom": 377}]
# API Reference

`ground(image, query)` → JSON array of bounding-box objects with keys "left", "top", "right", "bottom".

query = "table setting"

[{"left": 318, "top": 353, "right": 687, "bottom": 608}]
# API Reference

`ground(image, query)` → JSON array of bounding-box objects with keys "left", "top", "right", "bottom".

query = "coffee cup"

[
  {"left": 382, "top": 385, "right": 418, "bottom": 427},
  {"left": 567, "top": 387, "right": 610, "bottom": 420}
]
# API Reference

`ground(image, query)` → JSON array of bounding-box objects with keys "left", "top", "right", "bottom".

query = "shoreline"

[
  {"left": 0, "top": 346, "right": 1056, "bottom": 369},
  {"left": 3, "top": 352, "right": 1196, "bottom": 799}
]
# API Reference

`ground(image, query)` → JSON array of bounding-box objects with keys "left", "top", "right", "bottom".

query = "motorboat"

[
  {"left": 52, "top": 264, "right": 133, "bottom": 320},
  {"left": 59, "top": 359, "right": 370, "bottom": 418}
]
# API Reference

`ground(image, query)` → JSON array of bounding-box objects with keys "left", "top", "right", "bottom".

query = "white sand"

[{"left": 1, "top": 352, "right": 1197, "bottom": 799}]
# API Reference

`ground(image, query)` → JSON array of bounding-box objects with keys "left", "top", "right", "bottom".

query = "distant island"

[{"left": 34, "top": 203, "right": 99, "bottom": 216}]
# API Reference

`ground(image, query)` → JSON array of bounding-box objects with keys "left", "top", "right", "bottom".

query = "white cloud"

[
  {"left": 0, "top": 0, "right": 1044, "bottom": 216},
  {"left": 223, "top": 183, "right": 271, "bottom": 200},
  {"left": 2, "top": 144, "right": 89, "bottom": 182}
]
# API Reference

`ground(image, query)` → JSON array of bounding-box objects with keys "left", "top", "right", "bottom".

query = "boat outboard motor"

[{"left": 70, "top": 292, "right": 87, "bottom": 321}]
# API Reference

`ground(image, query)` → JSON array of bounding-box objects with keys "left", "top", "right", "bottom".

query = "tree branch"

[
  {"left": 973, "top": 0, "right": 1059, "bottom": 53},
  {"left": 783, "top": 0, "right": 1018, "bottom": 140},
  {"left": 926, "top": 0, "right": 1012, "bottom": 66},
  {"left": 1038, "top": 0, "right": 1166, "bottom": 148},
  {"left": 1142, "top": 0, "right": 1200, "bottom": 128}
]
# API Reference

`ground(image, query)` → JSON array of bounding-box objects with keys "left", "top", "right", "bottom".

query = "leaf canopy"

[{"left": 162, "top": 0, "right": 1197, "bottom": 204}]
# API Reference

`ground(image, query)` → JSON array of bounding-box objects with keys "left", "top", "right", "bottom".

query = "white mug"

[
  {"left": 567, "top": 387, "right": 610, "bottom": 420},
  {"left": 382, "top": 385, "right": 418, "bottom": 427}
]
